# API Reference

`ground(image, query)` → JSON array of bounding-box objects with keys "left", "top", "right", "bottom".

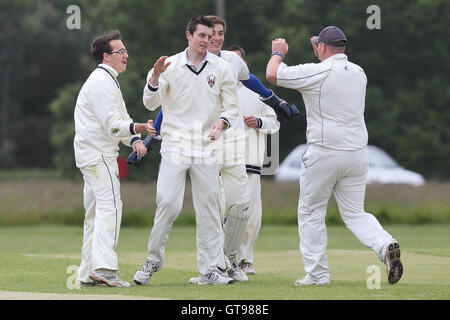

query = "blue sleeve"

[
  {"left": 240, "top": 73, "right": 272, "bottom": 98},
  {"left": 154, "top": 110, "right": 163, "bottom": 135}
]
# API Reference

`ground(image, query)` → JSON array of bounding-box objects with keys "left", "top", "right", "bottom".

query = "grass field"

[
  {"left": 1, "top": 172, "right": 449, "bottom": 303},
  {"left": 1, "top": 178, "right": 450, "bottom": 225},
  {"left": 0, "top": 224, "right": 449, "bottom": 300}
]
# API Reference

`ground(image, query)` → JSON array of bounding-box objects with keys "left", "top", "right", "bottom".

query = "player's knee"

[
  {"left": 229, "top": 201, "right": 251, "bottom": 220},
  {"left": 157, "top": 198, "right": 183, "bottom": 217}
]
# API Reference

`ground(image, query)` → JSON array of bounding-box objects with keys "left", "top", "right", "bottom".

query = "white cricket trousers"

[
  {"left": 298, "top": 144, "right": 394, "bottom": 282},
  {"left": 77, "top": 156, "right": 122, "bottom": 282},
  {"left": 238, "top": 172, "right": 262, "bottom": 265},
  {"left": 147, "top": 152, "right": 226, "bottom": 275}
]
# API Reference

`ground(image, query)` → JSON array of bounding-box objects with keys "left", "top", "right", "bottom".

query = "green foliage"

[
  {"left": 2, "top": 0, "right": 448, "bottom": 180},
  {"left": 49, "top": 83, "right": 81, "bottom": 179},
  {"left": 0, "top": 0, "right": 95, "bottom": 168}
]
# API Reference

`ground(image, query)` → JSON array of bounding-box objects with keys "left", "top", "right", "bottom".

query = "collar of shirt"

[
  {"left": 322, "top": 53, "right": 348, "bottom": 63},
  {"left": 98, "top": 63, "right": 119, "bottom": 78},
  {"left": 182, "top": 48, "right": 213, "bottom": 71}
]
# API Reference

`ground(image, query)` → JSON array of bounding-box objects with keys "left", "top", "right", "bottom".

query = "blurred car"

[{"left": 275, "top": 144, "right": 425, "bottom": 186}]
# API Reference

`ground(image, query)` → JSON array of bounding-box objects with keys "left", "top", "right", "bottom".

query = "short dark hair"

[
  {"left": 226, "top": 45, "right": 246, "bottom": 60},
  {"left": 186, "top": 15, "right": 214, "bottom": 35},
  {"left": 90, "top": 30, "right": 121, "bottom": 64}
]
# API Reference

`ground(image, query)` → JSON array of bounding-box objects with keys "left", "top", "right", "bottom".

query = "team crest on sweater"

[{"left": 207, "top": 75, "right": 217, "bottom": 88}]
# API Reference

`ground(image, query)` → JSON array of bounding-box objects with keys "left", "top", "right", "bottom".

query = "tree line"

[{"left": 1, "top": 0, "right": 449, "bottom": 180}]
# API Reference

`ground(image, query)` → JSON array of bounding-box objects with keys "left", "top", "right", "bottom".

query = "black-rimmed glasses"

[{"left": 109, "top": 48, "right": 128, "bottom": 55}]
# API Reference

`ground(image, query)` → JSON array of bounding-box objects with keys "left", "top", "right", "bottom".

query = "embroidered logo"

[{"left": 207, "top": 75, "right": 217, "bottom": 88}]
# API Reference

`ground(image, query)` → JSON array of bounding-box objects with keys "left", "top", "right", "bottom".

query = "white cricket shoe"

[
  {"left": 294, "top": 276, "right": 330, "bottom": 287},
  {"left": 384, "top": 240, "right": 403, "bottom": 284},
  {"left": 228, "top": 262, "right": 248, "bottom": 282},
  {"left": 188, "top": 276, "right": 199, "bottom": 284},
  {"left": 89, "top": 269, "right": 130, "bottom": 287},
  {"left": 189, "top": 269, "right": 234, "bottom": 285},
  {"left": 134, "top": 259, "right": 158, "bottom": 285},
  {"left": 239, "top": 261, "right": 256, "bottom": 275}
]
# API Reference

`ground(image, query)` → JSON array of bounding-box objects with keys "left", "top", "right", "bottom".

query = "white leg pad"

[{"left": 224, "top": 202, "right": 250, "bottom": 261}]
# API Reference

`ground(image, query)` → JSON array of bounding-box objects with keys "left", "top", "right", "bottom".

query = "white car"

[{"left": 274, "top": 144, "right": 425, "bottom": 186}]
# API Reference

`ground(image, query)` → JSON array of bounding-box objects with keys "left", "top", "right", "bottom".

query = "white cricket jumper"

[
  {"left": 142, "top": 49, "right": 240, "bottom": 275},
  {"left": 74, "top": 63, "right": 141, "bottom": 282}
]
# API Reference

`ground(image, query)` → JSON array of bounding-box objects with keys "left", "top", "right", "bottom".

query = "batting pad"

[{"left": 223, "top": 202, "right": 250, "bottom": 260}]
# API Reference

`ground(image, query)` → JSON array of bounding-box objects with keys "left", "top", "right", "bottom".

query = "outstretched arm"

[
  {"left": 153, "top": 110, "right": 163, "bottom": 135},
  {"left": 240, "top": 73, "right": 272, "bottom": 98},
  {"left": 242, "top": 71, "right": 299, "bottom": 122}
]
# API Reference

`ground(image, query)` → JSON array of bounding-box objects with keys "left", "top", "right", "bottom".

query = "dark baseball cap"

[{"left": 318, "top": 26, "right": 347, "bottom": 47}]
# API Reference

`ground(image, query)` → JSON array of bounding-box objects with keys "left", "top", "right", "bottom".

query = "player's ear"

[
  {"left": 102, "top": 52, "right": 110, "bottom": 63},
  {"left": 186, "top": 31, "right": 192, "bottom": 41}
]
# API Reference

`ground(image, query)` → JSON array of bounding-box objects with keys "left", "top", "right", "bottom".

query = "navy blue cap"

[{"left": 318, "top": 26, "right": 347, "bottom": 47}]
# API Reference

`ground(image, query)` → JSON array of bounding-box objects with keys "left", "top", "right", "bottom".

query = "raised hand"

[{"left": 149, "top": 56, "right": 171, "bottom": 87}]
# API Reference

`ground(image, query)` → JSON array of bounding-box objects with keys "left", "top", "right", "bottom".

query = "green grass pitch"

[{"left": 0, "top": 224, "right": 449, "bottom": 300}]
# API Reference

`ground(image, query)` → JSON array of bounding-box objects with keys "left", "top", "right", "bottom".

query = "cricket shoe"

[
  {"left": 134, "top": 259, "right": 159, "bottom": 285},
  {"left": 384, "top": 241, "right": 403, "bottom": 284},
  {"left": 239, "top": 261, "right": 256, "bottom": 275},
  {"left": 228, "top": 262, "right": 248, "bottom": 282},
  {"left": 294, "top": 276, "right": 330, "bottom": 287},
  {"left": 89, "top": 269, "right": 130, "bottom": 287},
  {"left": 189, "top": 269, "right": 234, "bottom": 285}
]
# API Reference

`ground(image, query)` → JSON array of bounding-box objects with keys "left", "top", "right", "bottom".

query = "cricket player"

[
  {"left": 131, "top": 15, "right": 297, "bottom": 282},
  {"left": 133, "top": 15, "right": 239, "bottom": 286},
  {"left": 227, "top": 46, "right": 280, "bottom": 275},
  {"left": 204, "top": 15, "right": 252, "bottom": 282},
  {"left": 190, "top": 15, "right": 288, "bottom": 282},
  {"left": 266, "top": 26, "right": 403, "bottom": 286},
  {"left": 74, "top": 30, "right": 153, "bottom": 287}
]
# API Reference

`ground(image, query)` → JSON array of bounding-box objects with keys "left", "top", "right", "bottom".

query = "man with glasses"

[
  {"left": 74, "top": 30, "right": 154, "bottom": 287},
  {"left": 266, "top": 26, "right": 403, "bottom": 286}
]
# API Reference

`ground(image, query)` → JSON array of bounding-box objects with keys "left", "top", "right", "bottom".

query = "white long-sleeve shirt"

[
  {"left": 74, "top": 64, "right": 141, "bottom": 168},
  {"left": 219, "top": 50, "right": 250, "bottom": 83},
  {"left": 276, "top": 53, "right": 368, "bottom": 150},
  {"left": 212, "top": 50, "right": 250, "bottom": 164},
  {"left": 143, "top": 49, "right": 239, "bottom": 158},
  {"left": 235, "top": 82, "right": 280, "bottom": 171}
]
